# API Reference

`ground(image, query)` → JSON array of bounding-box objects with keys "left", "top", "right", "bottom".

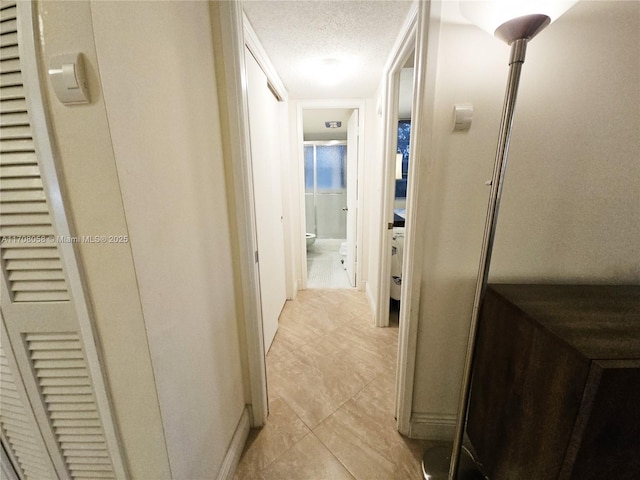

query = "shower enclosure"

[{"left": 304, "top": 142, "right": 348, "bottom": 239}]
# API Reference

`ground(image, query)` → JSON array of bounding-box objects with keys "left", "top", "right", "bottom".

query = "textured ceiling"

[
  {"left": 302, "top": 108, "right": 354, "bottom": 140},
  {"left": 243, "top": 0, "right": 415, "bottom": 99}
]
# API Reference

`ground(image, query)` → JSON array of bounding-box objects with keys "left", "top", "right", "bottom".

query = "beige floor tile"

[
  {"left": 259, "top": 433, "right": 355, "bottom": 480},
  {"left": 234, "top": 397, "right": 310, "bottom": 479},
  {"left": 266, "top": 324, "right": 305, "bottom": 363},
  {"left": 236, "top": 289, "right": 427, "bottom": 479},
  {"left": 267, "top": 339, "right": 383, "bottom": 429},
  {"left": 331, "top": 322, "right": 398, "bottom": 366},
  {"left": 314, "top": 371, "right": 426, "bottom": 480}
]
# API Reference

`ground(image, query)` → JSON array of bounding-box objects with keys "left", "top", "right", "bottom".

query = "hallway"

[{"left": 235, "top": 289, "right": 430, "bottom": 479}]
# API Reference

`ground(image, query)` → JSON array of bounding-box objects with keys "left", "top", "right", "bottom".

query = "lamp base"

[{"left": 422, "top": 443, "right": 486, "bottom": 480}]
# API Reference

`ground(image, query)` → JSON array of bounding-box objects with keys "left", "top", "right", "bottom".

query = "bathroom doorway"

[
  {"left": 304, "top": 141, "right": 349, "bottom": 288},
  {"left": 300, "top": 107, "right": 360, "bottom": 289}
]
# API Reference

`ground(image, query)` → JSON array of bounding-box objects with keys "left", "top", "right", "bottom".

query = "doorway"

[
  {"left": 386, "top": 53, "right": 415, "bottom": 328},
  {"left": 297, "top": 103, "right": 364, "bottom": 291},
  {"left": 301, "top": 108, "right": 359, "bottom": 289},
  {"left": 303, "top": 141, "right": 350, "bottom": 288}
]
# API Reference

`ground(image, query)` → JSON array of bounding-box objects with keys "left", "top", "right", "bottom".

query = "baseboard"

[
  {"left": 409, "top": 412, "right": 457, "bottom": 441},
  {"left": 216, "top": 406, "right": 251, "bottom": 480},
  {"left": 365, "top": 280, "right": 377, "bottom": 322}
]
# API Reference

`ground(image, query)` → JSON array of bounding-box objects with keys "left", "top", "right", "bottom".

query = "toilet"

[
  {"left": 305, "top": 233, "right": 316, "bottom": 248},
  {"left": 339, "top": 242, "right": 347, "bottom": 268}
]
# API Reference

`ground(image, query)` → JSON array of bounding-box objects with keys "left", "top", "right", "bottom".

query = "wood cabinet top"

[{"left": 488, "top": 284, "right": 640, "bottom": 361}]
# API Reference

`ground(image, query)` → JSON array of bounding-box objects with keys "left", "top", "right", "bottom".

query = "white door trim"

[
  {"left": 376, "top": 5, "right": 418, "bottom": 329},
  {"left": 211, "top": 1, "right": 267, "bottom": 427},
  {"left": 243, "top": 13, "right": 287, "bottom": 102},
  {"left": 394, "top": 1, "right": 442, "bottom": 435},
  {"left": 244, "top": 13, "right": 298, "bottom": 301},
  {"left": 295, "top": 99, "right": 366, "bottom": 292}
]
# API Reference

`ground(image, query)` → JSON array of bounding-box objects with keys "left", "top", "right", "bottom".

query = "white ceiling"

[
  {"left": 243, "top": 1, "right": 471, "bottom": 136},
  {"left": 243, "top": 2, "right": 471, "bottom": 100},
  {"left": 302, "top": 108, "right": 353, "bottom": 140},
  {"left": 243, "top": 0, "right": 415, "bottom": 99}
]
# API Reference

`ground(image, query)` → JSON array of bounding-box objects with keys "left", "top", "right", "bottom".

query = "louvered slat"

[
  {"left": 1, "top": 201, "right": 49, "bottom": 213},
  {"left": 0, "top": 70, "right": 20, "bottom": 87},
  {"left": 1, "top": 17, "right": 17, "bottom": 33},
  {"left": 0, "top": 43, "right": 18, "bottom": 60},
  {"left": 26, "top": 334, "right": 117, "bottom": 480},
  {"left": 8, "top": 269, "right": 65, "bottom": 281},
  {"left": 0, "top": 347, "right": 55, "bottom": 479},
  {"left": 0, "top": 4, "right": 17, "bottom": 23},
  {"left": 0, "top": 84, "right": 23, "bottom": 100},
  {"left": 0, "top": 164, "right": 39, "bottom": 176},
  {"left": 0, "top": 65, "right": 69, "bottom": 301},
  {"left": 0, "top": 56, "right": 20, "bottom": 72},
  {"left": 0, "top": 96, "right": 26, "bottom": 113},
  {"left": 1, "top": 189, "right": 46, "bottom": 201},
  {"left": 0, "top": 111, "right": 28, "bottom": 128},
  {"left": 0, "top": 124, "right": 31, "bottom": 138},
  {"left": 0, "top": 137, "right": 33, "bottom": 152}
]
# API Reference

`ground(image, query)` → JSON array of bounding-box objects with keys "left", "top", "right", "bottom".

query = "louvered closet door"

[{"left": 1, "top": 2, "right": 126, "bottom": 479}]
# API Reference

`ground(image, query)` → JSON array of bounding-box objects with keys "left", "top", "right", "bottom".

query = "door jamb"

[
  {"left": 393, "top": 1, "right": 440, "bottom": 435},
  {"left": 377, "top": 1, "right": 436, "bottom": 434},
  {"left": 211, "top": 1, "right": 267, "bottom": 427},
  {"left": 376, "top": 7, "right": 418, "bottom": 329}
]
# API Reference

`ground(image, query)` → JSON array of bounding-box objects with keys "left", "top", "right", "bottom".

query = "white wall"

[
  {"left": 412, "top": 0, "right": 640, "bottom": 434},
  {"left": 90, "top": 1, "right": 246, "bottom": 477}
]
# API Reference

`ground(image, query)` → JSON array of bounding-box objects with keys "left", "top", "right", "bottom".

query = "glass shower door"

[{"left": 304, "top": 143, "right": 347, "bottom": 239}]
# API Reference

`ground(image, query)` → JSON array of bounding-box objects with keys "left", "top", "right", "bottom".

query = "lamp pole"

[
  {"left": 449, "top": 35, "right": 527, "bottom": 479},
  {"left": 422, "top": 13, "right": 555, "bottom": 480}
]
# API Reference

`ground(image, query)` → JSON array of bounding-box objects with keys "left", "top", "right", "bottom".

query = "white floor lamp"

[{"left": 422, "top": 1, "right": 578, "bottom": 478}]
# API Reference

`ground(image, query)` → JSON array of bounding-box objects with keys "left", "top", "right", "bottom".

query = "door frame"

[
  {"left": 389, "top": 1, "right": 438, "bottom": 435},
  {"left": 212, "top": 1, "right": 267, "bottom": 427},
  {"left": 295, "top": 100, "right": 366, "bottom": 291},
  {"left": 376, "top": 8, "right": 418, "bottom": 330},
  {"left": 375, "top": 1, "right": 434, "bottom": 433}
]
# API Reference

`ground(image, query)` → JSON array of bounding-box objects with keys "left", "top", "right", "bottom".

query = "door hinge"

[
  {"left": 255, "top": 250, "right": 259, "bottom": 263},
  {"left": 387, "top": 222, "right": 394, "bottom": 230}
]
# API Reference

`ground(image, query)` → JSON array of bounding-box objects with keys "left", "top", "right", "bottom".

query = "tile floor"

[
  {"left": 234, "top": 289, "right": 431, "bottom": 479},
  {"left": 306, "top": 239, "right": 351, "bottom": 289}
]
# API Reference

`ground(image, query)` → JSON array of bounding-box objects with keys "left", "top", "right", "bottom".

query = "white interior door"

[
  {"left": 346, "top": 110, "right": 358, "bottom": 287},
  {"left": 245, "top": 48, "right": 287, "bottom": 352}
]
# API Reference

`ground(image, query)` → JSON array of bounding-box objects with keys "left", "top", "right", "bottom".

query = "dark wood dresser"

[{"left": 467, "top": 284, "right": 640, "bottom": 480}]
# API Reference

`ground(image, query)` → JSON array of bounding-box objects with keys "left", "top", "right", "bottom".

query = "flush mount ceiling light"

[
  {"left": 325, "top": 121, "right": 342, "bottom": 129},
  {"left": 301, "top": 56, "right": 355, "bottom": 86},
  {"left": 422, "top": 1, "right": 579, "bottom": 479}
]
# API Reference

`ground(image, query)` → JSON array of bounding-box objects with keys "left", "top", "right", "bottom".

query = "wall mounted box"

[
  {"left": 468, "top": 284, "right": 640, "bottom": 480},
  {"left": 48, "top": 53, "right": 90, "bottom": 104}
]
